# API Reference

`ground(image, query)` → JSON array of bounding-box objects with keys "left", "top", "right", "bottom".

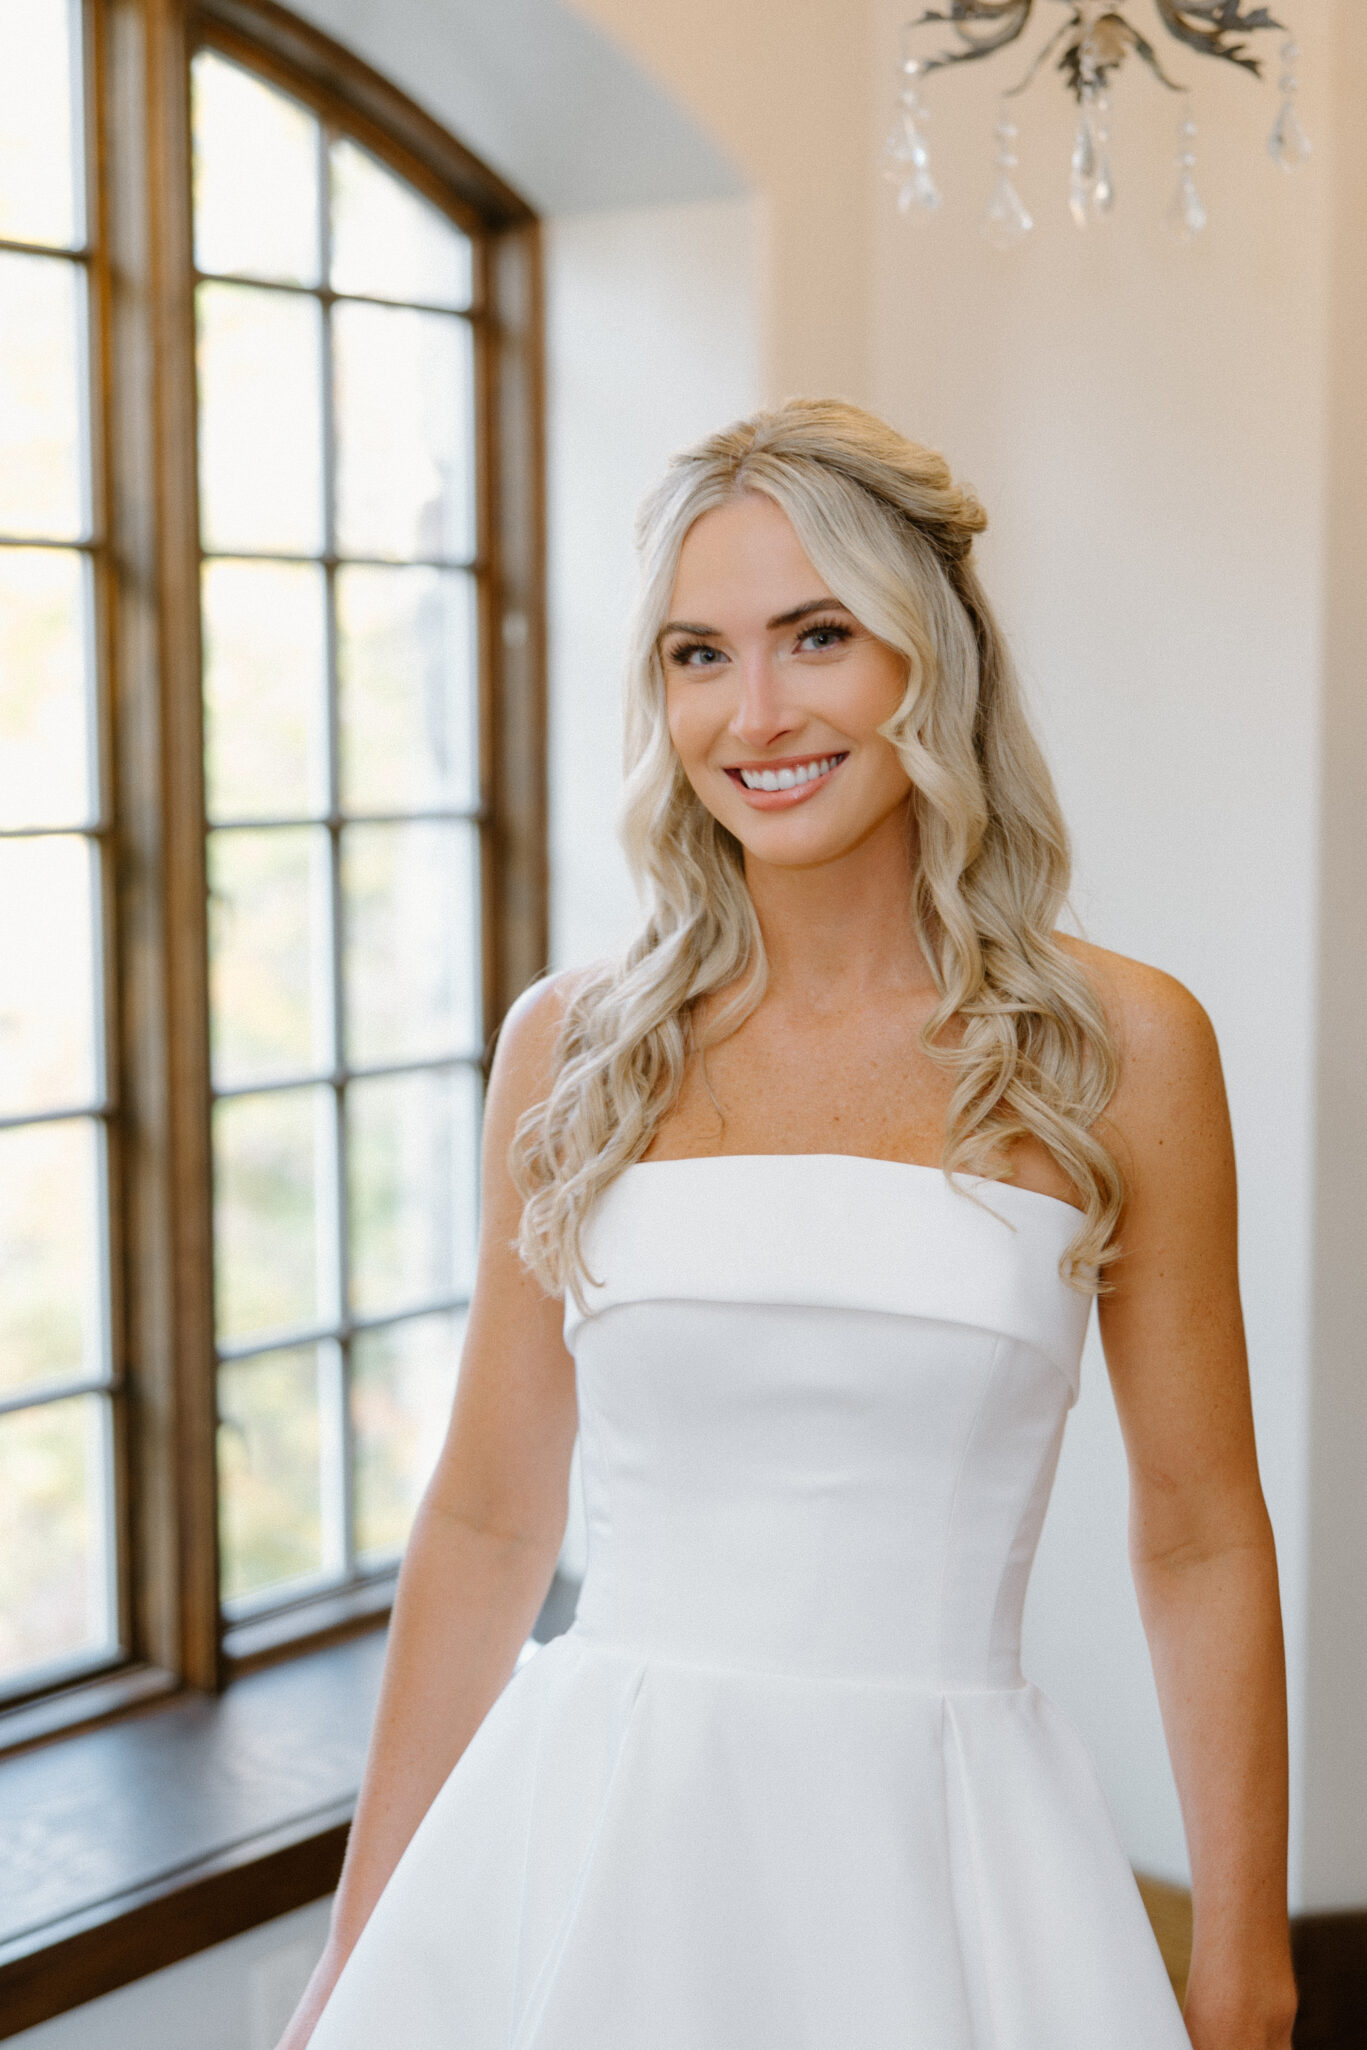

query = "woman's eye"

[
  {"left": 668, "top": 642, "right": 725, "bottom": 668},
  {"left": 798, "top": 624, "right": 850, "bottom": 652}
]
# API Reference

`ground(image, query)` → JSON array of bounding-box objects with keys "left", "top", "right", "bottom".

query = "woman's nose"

[{"left": 729, "top": 653, "right": 796, "bottom": 749}]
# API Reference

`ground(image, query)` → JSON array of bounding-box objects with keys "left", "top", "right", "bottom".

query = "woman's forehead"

[{"left": 669, "top": 495, "right": 833, "bottom": 625}]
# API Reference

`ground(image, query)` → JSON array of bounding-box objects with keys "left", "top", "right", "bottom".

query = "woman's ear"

[{"left": 877, "top": 646, "right": 923, "bottom": 741}]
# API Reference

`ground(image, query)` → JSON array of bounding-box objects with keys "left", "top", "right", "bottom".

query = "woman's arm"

[
  {"left": 276, "top": 978, "right": 579, "bottom": 2049},
  {"left": 1092, "top": 955, "right": 1297, "bottom": 2050}
]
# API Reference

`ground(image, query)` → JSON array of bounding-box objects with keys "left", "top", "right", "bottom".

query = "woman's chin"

[{"left": 720, "top": 790, "right": 914, "bottom": 872}]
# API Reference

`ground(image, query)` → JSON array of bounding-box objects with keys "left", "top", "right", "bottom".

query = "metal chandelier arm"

[
  {"left": 1151, "top": 2, "right": 1285, "bottom": 75},
  {"left": 906, "top": 1, "right": 1037, "bottom": 77}
]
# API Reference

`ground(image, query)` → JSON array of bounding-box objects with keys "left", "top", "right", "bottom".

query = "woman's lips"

[{"left": 722, "top": 752, "right": 848, "bottom": 810}]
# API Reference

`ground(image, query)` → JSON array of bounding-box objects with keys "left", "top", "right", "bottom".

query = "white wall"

[
  {"left": 1303, "top": 0, "right": 1367, "bottom": 1911},
  {"left": 8, "top": 1902, "right": 332, "bottom": 2050},
  {"left": 568, "top": 0, "right": 872, "bottom": 401},
  {"left": 545, "top": 196, "right": 762, "bottom": 968},
  {"left": 288, "top": 0, "right": 743, "bottom": 211}
]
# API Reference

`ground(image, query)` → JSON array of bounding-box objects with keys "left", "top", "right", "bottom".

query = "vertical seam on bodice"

[
  {"left": 573, "top": 1358, "right": 618, "bottom": 1640},
  {"left": 936, "top": 1332, "right": 1007, "bottom": 1688}
]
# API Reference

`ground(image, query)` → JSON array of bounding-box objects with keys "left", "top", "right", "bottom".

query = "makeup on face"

[{"left": 660, "top": 496, "right": 912, "bottom": 860}]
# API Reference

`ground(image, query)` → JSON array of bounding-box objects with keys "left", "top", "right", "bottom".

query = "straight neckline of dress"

[{"left": 627, "top": 1152, "right": 1086, "bottom": 1222}]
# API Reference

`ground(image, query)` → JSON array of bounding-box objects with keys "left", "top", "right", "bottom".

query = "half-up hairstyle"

[{"left": 512, "top": 399, "right": 1123, "bottom": 1305}]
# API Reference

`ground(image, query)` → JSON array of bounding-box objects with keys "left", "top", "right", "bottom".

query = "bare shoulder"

[
  {"left": 486, "top": 963, "right": 609, "bottom": 1124},
  {"left": 1055, "top": 930, "right": 1220, "bottom": 1080},
  {"left": 1053, "top": 930, "right": 1229, "bottom": 1188}
]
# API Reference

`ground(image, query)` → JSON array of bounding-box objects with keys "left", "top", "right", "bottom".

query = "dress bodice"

[{"left": 564, "top": 1155, "right": 1092, "bottom": 1691}]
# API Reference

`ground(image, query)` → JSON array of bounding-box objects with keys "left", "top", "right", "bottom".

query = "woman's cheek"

[{"left": 666, "top": 700, "right": 711, "bottom": 775}]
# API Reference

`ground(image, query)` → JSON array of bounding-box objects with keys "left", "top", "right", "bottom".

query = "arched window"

[{"left": 0, "top": 0, "right": 543, "bottom": 1734}]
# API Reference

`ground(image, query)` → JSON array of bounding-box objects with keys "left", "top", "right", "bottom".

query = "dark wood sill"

[
  {"left": 0, "top": 1577, "right": 580, "bottom": 2039},
  {"left": 0, "top": 1633, "right": 382, "bottom": 2038}
]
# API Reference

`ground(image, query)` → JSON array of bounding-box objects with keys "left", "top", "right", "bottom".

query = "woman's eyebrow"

[
  {"left": 765, "top": 597, "right": 852, "bottom": 630},
  {"left": 659, "top": 598, "right": 852, "bottom": 640}
]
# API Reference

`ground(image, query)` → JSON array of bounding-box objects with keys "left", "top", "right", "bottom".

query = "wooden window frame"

[{"left": 0, "top": 0, "right": 545, "bottom": 1750}]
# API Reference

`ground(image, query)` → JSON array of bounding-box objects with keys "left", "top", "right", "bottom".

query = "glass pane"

[
  {"left": 0, "top": 834, "right": 99, "bottom": 1118},
  {"left": 0, "top": 1118, "right": 105, "bottom": 1399},
  {"left": 202, "top": 557, "right": 327, "bottom": 823},
  {"left": 218, "top": 1343, "right": 330, "bottom": 1604},
  {"left": 192, "top": 50, "right": 319, "bottom": 287},
  {"left": 343, "top": 821, "right": 479, "bottom": 1067},
  {"left": 333, "top": 301, "right": 473, "bottom": 563},
  {"left": 0, "top": 0, "right": 82, "bottom": 250},
  {"left": 209, "top": 826, "right": 332, "bottom": 1090},
  {"left": 353, "top": 1309, "right": 465, "bottom": 1561},
  {"left": 337, "top": 565, "right": 477, "bottom": 813},
  {"left": 0, "top": 250, "right": 87, "bottom": 540},
  {"left": 0, "top": 1394, "right": 115, "bottom": 1689},
  {"left": 0, "top": 546, "right": 94, "bottom": 829},
  {"left": 197, "top": 280, "right": 324, "bottom": 555},
  {"left": 213, "top": 1084, "right": 335, "bottom": 1344},
  {"left": 348, "top": 1065, "right": 479, "bottom": 1318},
  {"left": 330, "top": 139, "right": 472, "bottom": 310}
]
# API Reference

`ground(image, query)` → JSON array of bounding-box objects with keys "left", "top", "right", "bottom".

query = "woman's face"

[{"left": 662, "top": 493, "right": 914, "bottom": 871}]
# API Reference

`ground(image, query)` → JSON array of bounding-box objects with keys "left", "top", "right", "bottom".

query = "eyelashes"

[
  {"left": 796, "top": 619, "right": 855, "bottom": 652},
  {"left": 664, "top": 618, "right": 855, "bottom": 668},
  {"left": 665, "top": 639, "right": 726, "bottom": 669}
]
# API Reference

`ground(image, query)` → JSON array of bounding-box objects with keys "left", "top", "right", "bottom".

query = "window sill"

[
  {"left": 0, "top": 1577, "right": 579, "bottom": 2038},
  {"left": 0, "top": 1632, "right": 382, "bottom": 2039}
]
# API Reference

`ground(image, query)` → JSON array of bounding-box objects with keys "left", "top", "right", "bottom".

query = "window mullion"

[
  {"left": 316, "top": 117, "right": 357, "bottom": 1589},
  {"left": 104, "top": 0, "right": 221, "bottom": 1693}
]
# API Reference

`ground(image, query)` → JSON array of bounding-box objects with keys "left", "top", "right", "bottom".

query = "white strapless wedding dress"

[{"left": 310, "top": 1154, "right": 1190, "bottom": 2049}]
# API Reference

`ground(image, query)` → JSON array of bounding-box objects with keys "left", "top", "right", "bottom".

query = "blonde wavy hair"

[{"left": 512, "top": 399, "right": 1123, "bottom": 1304}]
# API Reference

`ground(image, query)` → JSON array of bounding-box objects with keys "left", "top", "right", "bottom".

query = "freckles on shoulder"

[{"left": 1056, "top": 932, "right": 1232, "bottom": 1202}]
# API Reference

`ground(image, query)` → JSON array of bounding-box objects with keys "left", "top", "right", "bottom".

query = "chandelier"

[{"left": 883, "top": 2, "right": 1310, "bottom": 246}]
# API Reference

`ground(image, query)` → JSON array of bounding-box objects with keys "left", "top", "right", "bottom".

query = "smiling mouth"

[{"left": 723, "top": 751, "right": 848, "bottom": 797}]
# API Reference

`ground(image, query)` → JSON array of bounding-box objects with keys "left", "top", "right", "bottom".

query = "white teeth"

[{"left": 737, "top": 755, "right": 842, "bottom": 792}]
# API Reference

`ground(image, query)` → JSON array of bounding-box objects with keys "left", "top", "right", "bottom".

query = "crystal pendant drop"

[
  {"left": 1069, "top": 110, "right": 1095, "bottom": 229},
  {"left": 1165, "top": 174, "right": 1207, "bottom": 240},
  {"left": 1068, "top": 74, "right": 1114, "bottom": 230},
  {"left": 1091, "top": 92, "right": 1113, "bottom": 215},
  {"left": 1093, "top": 149, "right": 1115, "bottom": 215},
  {"left": 1069, "top": 101, "right": 1113, "bottom": 225},
  {"left": 983, "top": 170, "right": 1033, "bottom": 248},
  {"left": 1268, "top": 100, "right": 1312, "bottom": 171},
  {"left": 1268, "top": 39, "right": 1312, "bottom": 170},
  {"left": 982, "top": 106, "right": 1032, "bottom": 249},
  {"left": 898, "top": 167, "right": 942, "bottom": 214},
  {"left": 882, "top": 61, "right": 941, "bottom": 213},
  {"left": 1164, "top": 111, "right": 1206, "bottom": 241}
]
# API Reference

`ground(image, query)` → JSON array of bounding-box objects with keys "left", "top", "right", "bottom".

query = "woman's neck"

[{"left": 742, "top": 801, "right": 936, "bottom": 1011}]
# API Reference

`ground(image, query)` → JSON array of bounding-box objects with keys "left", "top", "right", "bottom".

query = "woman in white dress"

[{"left": 282, "top": 400, "right": 1295, "bottom": 2050}]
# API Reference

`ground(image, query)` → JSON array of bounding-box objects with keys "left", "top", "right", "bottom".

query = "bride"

[{"left": 282, "top": 399, "right": 1295, "bottom": 2050}]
